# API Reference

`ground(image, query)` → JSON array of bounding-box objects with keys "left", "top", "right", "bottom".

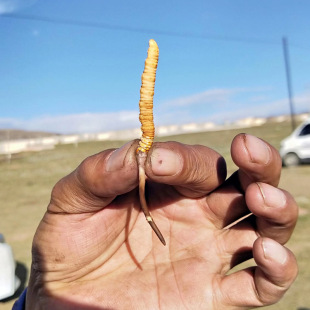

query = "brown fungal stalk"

[{"left": 136, "top": 39, "right": 166, "bottom": 246}]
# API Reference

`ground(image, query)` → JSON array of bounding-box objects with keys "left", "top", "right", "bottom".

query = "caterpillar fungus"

[{"left": 136, "top": 39, "right": 166, "bottom": 246}]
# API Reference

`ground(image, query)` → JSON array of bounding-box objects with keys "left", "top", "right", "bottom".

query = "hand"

[{"left": 26, "top": 134, "right": 298, "bottom": 310}]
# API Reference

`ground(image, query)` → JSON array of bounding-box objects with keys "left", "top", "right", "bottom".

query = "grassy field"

[{"left": 1, "top": 121, "right": 309, "bottom": 309}]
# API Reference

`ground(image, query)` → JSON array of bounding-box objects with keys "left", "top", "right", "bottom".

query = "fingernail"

[
  {"left": 256, "top": 183, "right": 287, "bottom": 208},
  {"left": 106, "top": 141, "right": 133, "bottom": 172},
  {"left": 244, "top": 134, "right": 271, "bottom": 164},
  {"left": 150, "top": 148, "right": 183, "bottom": 176},
  {"left": 262, "top": 238, "right": 288, "bottom": 265}
]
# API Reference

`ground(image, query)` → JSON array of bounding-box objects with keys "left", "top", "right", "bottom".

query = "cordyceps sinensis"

[{"left": 136, "top": 39, "right": 166, "bottom": 246}]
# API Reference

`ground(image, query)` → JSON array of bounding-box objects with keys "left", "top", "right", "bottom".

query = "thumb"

[{"left": 49, "top": 140, "right": 139, "bottom": 214}]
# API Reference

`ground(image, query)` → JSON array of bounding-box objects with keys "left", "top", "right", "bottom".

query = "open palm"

[{"left": 26, "top": 135, "right": 298, "bottom": 310}]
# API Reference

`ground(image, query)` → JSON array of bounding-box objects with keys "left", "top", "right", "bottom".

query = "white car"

[{"left": 280, "top": 119, "right": 310, "bottom": 167}]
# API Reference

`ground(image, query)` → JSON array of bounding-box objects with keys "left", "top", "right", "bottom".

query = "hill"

[{"left": 0, "top": 129, "right": 59, "bottom": 141}]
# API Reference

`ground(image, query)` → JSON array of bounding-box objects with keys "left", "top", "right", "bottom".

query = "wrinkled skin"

[{"left": 26, "top": 134, "right": 298, "bottom": 310}]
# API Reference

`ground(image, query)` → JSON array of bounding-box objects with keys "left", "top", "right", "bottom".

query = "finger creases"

[
  {"left": 146, "top": 141, "right": 227, "bottom": 198},
  {"left": 50, "top": 141, "right": 139, "bottom": 213},
  {"left": 245, "top": 182, "right": 298, "bottom": 244},
  {"left": 219, "top": 237, "right": 298, "bottom": 308}
]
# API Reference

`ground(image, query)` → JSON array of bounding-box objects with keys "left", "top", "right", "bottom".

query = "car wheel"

[{"left": 283, "top": 153, "right": 300, "bottom": 167}]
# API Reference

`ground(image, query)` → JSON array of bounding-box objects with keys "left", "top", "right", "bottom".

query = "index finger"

[{"left": 145, "top": 141, "right": 227, "bottom": 198}]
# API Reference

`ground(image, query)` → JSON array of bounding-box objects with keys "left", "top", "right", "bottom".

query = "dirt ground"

[{"left": 1, "top": 122, "right": 309, "bottom": 309}]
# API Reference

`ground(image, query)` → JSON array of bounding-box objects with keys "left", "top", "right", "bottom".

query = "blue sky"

[{"left": 1, "top": 0, "right": 310, "bottom": 133}]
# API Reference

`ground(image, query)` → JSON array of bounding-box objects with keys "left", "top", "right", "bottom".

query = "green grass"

[{"left": 1, "top": 121, "right": 309, "bottom": 309}]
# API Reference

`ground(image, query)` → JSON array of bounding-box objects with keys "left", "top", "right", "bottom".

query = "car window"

[{"left": 299, "top": 124, "right": 310, "bottom": 136}]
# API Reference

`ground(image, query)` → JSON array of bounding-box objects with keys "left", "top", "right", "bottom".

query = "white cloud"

[
  {"left": 204, "top": 92, "right": 310, "bottom": 124},
  {"left": 1, "top": 90, "right": 308, "bottom": 134},
  {"left": 0, "top": 0, "right": 38, "bottom": 14},
  {"left": 0, "top": 111, "right": 140, "bottom": 134},
  {"left": 157, "top": 88, "right": 309, "bottom": 125},
  {"left": 155, "top": 87, "right": 269, "bottom": 125},
  {"left": 158, "top": 87, "right": 273, "bottom": 116},
  {"left": 160, "top": 88, "right": 244, "bottom": 109}
]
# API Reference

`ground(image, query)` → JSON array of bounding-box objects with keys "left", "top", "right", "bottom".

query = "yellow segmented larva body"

[
  {"left": 136, "top": 39, "right": 166, "bottom": 245},
  {"left": 137, "top": 39, "right": 159, "bottom": 153}
]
